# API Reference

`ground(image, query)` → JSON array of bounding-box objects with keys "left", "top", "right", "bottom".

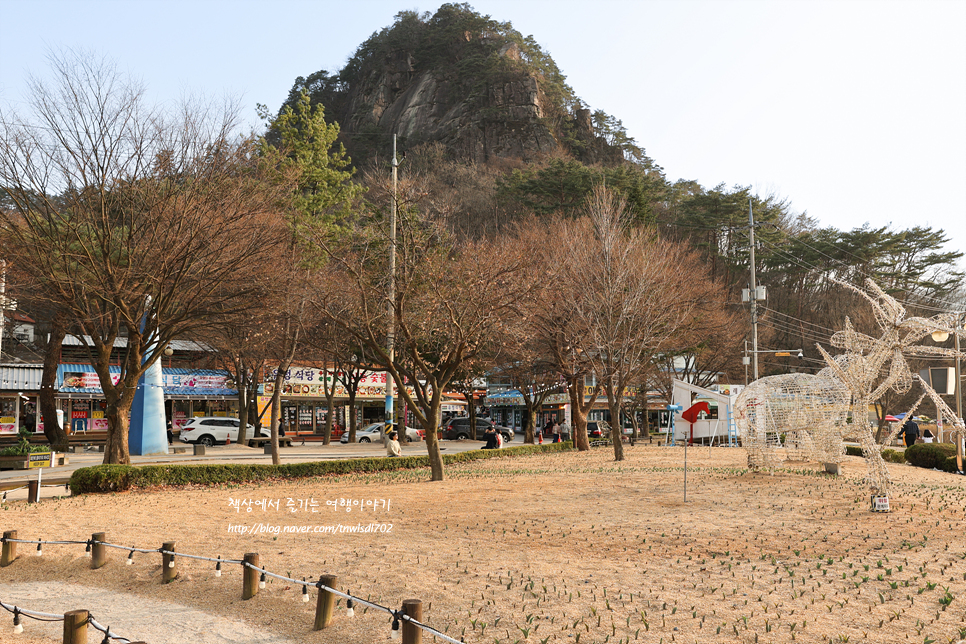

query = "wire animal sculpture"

[{"left": 734, "top": 279, "right": 964, "bottom": 497}]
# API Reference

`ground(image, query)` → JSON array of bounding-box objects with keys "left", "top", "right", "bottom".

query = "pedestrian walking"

[{"left": 901, "top": 418, "right": 919, "bottom": 448}]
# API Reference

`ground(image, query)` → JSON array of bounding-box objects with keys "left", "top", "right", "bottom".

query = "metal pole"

[
  {"left": 0, "top": 260, "right": 5, "bottom": 362},
  {"left": 744, "top": 339, "right": 749, "bottom": 386},
  {"left": 956, "top": 312, "right": 963, "bottom": 473},
  {"left": 386, "top": 135, "right": 398, "bottom": 426},
  {"left": 748, "top": 201, "right": 759, "bottom": 381}
]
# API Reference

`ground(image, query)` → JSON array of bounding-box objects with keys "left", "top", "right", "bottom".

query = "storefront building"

[
  {"left": 56, "top": 364, "right": 239, "bottom": 432},
  {"left": 0, "top": 364, "right": 43, "bottom": 434},
  {"left": 264, "top": 365, "right": 417, "bottom": 433}
]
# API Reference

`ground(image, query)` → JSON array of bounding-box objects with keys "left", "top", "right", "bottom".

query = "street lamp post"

[
  {"left": 957, "top": 315, "right": 963, "bottom": 472},
  {"left": 385, "top": 135, "right": 399, "bottom": 427}
]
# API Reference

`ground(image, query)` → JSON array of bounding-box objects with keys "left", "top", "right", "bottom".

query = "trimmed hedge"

[
  {"left": 881, "top": 448, "right": 905, "bottom": 464},
  {"left": 845, "top": 445, "right": 864, "bottom": 457},
  {"left": 903, "top": 443, "right": 958, "bottom": 470},
  {"left": 69, "top": 442, "right": 574, "bottom": 494}
]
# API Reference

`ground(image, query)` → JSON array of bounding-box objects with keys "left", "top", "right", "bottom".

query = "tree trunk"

[
  {"left": 237, "top": 376, "right": 250, "bottom": 445},
  {"left": 103, "top": 398, "right": 133, "bottom": 465},
  {"left": 269, "top": 368, "right": 286, "bottom": 465},
  {"left": 607, "top": 385, "right": 625, "bottom": 461},
  {"left": 627, "top": 406, "right": 639, "bottom": 446},
  {"left": 40, "top": 310, "right": 69, "bottom": 451},
  {"left": 524, "top": 407, "right": 536, "bottom": 444},
  {"left": 323, "top": 391, "right": 334, "bottom": 445},
  {"left": 347, "top": 392, "right": 357, "bottom": 442},
  {"left": 422, "top": 398, "right": 445, "bottom": 481},
  {"left": 873, "top": 402, "right": 886, "bottom": 444},
  {"left": 567, "top": 375, "right": 593, "bottom": 451}
]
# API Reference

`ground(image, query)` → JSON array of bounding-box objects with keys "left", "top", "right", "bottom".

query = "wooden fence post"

[
  {"left": 90, "top": 532, "right": 107, "bottom": 569},
  {"left": 313, "top": 574, "right": 338, "bottom": 630},
  {"left": 62, "top": 609, "right": 88, "bottom": 644},
  {"left": 27, "top": 480, "right": 39, "bottom": 503},
  {"left": 242, "top": 553, "right": 259, "bottom": 599},
  {"left": 1, "top": 530, "right": 17, "bottom": 567},
  {"left": 162, "top": 541, "right": 177, "bottom": 583},
  {"left": 402, "top": 598, "right": 422, "bottom": 644}
]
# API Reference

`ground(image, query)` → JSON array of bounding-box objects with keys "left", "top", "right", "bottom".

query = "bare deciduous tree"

[
  {"left": 0, "top": 52, "right": 290, "bottom": 463},
  {"left": 312, "top": 193, "right": 538, "bottom": 480},
  {"left": 540, "top": 187, "right": 711, "bottom": 461}
]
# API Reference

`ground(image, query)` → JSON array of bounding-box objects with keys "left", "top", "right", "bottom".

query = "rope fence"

[
  {"left": 2, "top": 481, "right": 71, "bottom": 504},
  {"left": 1, "top": 530, "right": 463, "bottom": 644},
  {"left": 0, "top": 597, "right": 137, "bottom": 643}
]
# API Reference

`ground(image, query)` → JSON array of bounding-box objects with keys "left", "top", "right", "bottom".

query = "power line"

[{"left": 756, "top": 236, "right": 964, "bottom": 313}]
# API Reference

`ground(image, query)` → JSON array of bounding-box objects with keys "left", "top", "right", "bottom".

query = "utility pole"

[
  {"left": 747, "top": 200, "right": 762, "bottom": 381},
  {"left": 0, "top": 260, "right": 5, "bottom": 363},
  {"left": 385, "top": 135, "right": 398, "bottom": 427}
]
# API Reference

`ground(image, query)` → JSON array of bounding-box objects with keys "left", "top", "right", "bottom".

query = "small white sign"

[{"left": 871, "top": 495, "right": 890, "bottom": 513}]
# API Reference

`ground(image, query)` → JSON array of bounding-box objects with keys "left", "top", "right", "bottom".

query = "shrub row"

[
  {"left": 881, "top": 448, "right": 905, "bottom": 464},
  {"left": 846, "top": 443, "right": 961, "bottom": 472},
  {"left": 69, "top": 442, "right": 574, "bottom": 494},
  {"left": 902, "top": 442, "right": 960, "bottom": 472}
]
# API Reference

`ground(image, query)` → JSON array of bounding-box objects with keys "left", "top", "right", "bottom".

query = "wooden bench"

[{"left": 1, "top": 434, "right": 108, "bottom": 453}]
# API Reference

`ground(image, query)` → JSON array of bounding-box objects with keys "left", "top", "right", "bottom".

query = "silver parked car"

[{"left": 340, "top": 422, "right": 422, "bottom": 443}]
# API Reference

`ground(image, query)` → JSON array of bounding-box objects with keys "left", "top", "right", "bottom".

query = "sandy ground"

[{"left": 1, "top": 444, "right": 966, "bottom": 644}]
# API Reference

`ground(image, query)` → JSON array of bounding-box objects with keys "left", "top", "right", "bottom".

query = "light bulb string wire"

[
  {"left": 0, "top": 599, "right": 64, "bottom": 621},
  {"left": 2, "top": 537, "right": 88, "bottom": 546},
  {"left": 1, "top": 597, "right": 135, "bottom": 642},
  {"left": 2, "top": 534, "right": 461, "bottom": 644},
  {"left": 242, "top": 561, "right": 461, "bottom": 644}
]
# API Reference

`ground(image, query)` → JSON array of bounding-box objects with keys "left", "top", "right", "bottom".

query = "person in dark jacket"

[
  {"left": 482, "top": 427, "right": 499, "bottom": 449},
  {"left": 901, "top": 418, "right": 920, "bottom": 448}
]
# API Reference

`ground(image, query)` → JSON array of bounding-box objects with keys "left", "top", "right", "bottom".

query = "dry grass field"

[{"left": 2, "top": 444, "right": 966, "bottom": 644}]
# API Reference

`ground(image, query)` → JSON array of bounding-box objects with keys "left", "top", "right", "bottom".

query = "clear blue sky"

[{"left": 2, "top": 0, "right": 964, "bottom": 270}]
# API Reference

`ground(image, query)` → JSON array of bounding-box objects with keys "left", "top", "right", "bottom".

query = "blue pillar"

[{"left": 129, "top": 352, "right": 168, "bottom": 456}]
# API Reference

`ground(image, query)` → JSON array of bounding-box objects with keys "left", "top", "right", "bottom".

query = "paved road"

[{"left": 0, "top": 437, "right": 502, "bottom": 500}]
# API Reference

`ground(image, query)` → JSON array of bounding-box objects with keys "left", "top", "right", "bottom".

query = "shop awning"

[
  {"left": 0, "top": 364, "right": 44, "bottom": 391},
  {"left": 57, "top": 364, "right": 238, "bottom": 397}
]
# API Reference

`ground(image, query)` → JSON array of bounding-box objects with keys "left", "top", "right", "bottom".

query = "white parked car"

[
  {"left": 179, "top": 417, "right": 264, "bottom": 447},
  {"left": 340, "top": 422, "right": 423, "bottom": 444}
]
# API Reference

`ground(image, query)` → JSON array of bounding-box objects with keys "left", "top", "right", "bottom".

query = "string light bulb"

[
  {"left": 85, "top": 540, "right": 92, "bottom": 554},
  {"left": 168, "top": 554, "right": 175, "bottom": 568},
  {"left": 126, "top": 550, "right": 134, "bottom": 565},
  {"left": 391, "top": 614, "right": 400, "bottom": 640},
  {"left": 346, "top": 595, "right": 355, "bottom": 617},
  {"left": 100, "top": 627, "right": 111, "bottom": 644},
  {"left": 259, "top": 572, "right": 266, "bottom": 589},
  {"left": 215, "top": 556, "right": 222, "bottom": 576},
  {"left": 36, "top": 541, "right": 42, "bottom": 557},
  {"left": 12, "top": 609, "right": 22, "bottom": 634},
  {"left": 302, "top": 578, "right": 309, "bottom": 602}
]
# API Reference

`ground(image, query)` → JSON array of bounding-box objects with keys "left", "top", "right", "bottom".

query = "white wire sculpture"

[{"left": 734, "top": 279, "right": 965, "bottom": 497}]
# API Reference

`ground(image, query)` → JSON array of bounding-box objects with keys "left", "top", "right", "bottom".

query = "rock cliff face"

[
  {"left": 286, "top": 7, "right": 623, "bottom": 166},
  {"left": 338, "top": 43, "right": 563, "bottom": 164}
]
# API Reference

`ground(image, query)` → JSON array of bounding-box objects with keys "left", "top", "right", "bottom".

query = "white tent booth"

[{"left": 670, "top": 379, "right": 742, "bottom": 445}]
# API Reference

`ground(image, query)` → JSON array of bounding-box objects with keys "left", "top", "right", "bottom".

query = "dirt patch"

[{"left": 1, "top": 445, "right": 965, "bottom": 644}]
